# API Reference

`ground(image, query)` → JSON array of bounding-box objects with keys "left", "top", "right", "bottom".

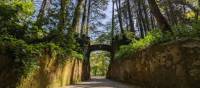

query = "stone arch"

[
  {"left": 88, "top": 44, "right": 112, "bottom": 53},
  {"left": 82, "top": 44, "right": 112, "bottom": 81}
]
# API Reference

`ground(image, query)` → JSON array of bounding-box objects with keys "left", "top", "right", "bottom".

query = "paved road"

[{"left": 64, "top": 77, "right": 140, "bottom": 88}]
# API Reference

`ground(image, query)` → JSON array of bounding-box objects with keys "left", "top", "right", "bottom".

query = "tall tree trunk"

[
  {"left": 147, "top": 0, "right": 172, "bottom": 32},
  {"left": 58, "top": 0, "right": 70, "bottom": 32},
  {"left": 150, "top": 13, "right": 155, "bottom": 29},
  {"left": 122, "top": 9, "right": 129, "bottom": 31},
  {"left": 71, "top": 0, "right": 85, "bottom": 33},
  {"left": 116, "top": 0, "right": 125, "bottom": 36},
  {"left": 138, "top": 0, "right": 147, "bottom": 35},
  {"left": 167, "top": 0, "right": 177, "bottom": 25},
  {"left": 165, "top": 7, "right": 172, "bottom": 24},
  {"left": 182, "top": 0, "right": 186, "bottom": 23},
  {"left": 86, "top": 0, "right": 91, "bottom": 36},
  {"left": 142, "top": 0, "right": 150, "bottom": 31},
  {"left": 107, "top": 0, "right": 115, "bottom": 79},
  {"left": 126, "top": 0, "right": 135, "bottom": 32},
  {"left": 36, "top": 0, "right": 48, "bottom": 28},
  {"left": 66, "top": 0, "right": 85, "bottom": 49},
  {"left": 80, "top": 0, "right": 88, "bottom": 36},
  {"left": 111, "top": 0, "right": 115, "bottom": 41},
  {"left": 81, "top": 0, "right": 90, "bottom": 81},
  {"left": 125, "top": 11, "right": 129, "bottom": 31},
  {"left": 137, "top": 12, "right": 145, "bottom": 38}
]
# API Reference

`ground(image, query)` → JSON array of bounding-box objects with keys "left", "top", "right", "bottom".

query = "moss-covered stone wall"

[
  {"left": 108, "top": 39, "right": 200, "bottom": 88},
  {"left": 0, "top": 55, "right": 83, "bottom": 88}
]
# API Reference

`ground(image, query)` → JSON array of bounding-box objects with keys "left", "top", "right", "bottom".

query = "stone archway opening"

[{"left": 90, "top": 51, "right": 111, "bottom": 77}]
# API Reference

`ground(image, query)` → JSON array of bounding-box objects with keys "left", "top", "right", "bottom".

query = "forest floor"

[{"left": 63, "top": 76, "right": 141, "bottom": 88}]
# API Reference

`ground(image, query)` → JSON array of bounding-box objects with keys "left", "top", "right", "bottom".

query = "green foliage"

[
  {"left": 124, "top": 31, "right": 135, "bottom": 41},
  {"left": 95, "top": 33, "right": 111, "bottom": 44},
  {"left": 0, "top": 36, "right": 39, "bottom": 77},
  {"left": 0, "top": 0, "right": 83, "bottom": 60},
  {"left": 71, "top": 51, "right": 84, "bottom": 60},
  {"left": 24, "top": 26, "right": 47, "bottom": 42},
  {"left": 172, "top": 23, "right": 200, "bottom": 39},
  {"left": 0, "top": 0, "right": 34, "bottom": 21},
  {"left": 0, "top": 0, "right": 35, "bottom": 39},
  {"left": 90, "top": 51, "right": 110, "bottom": 76},
  {"left": 115, "top": 30, "right": 162, "bottom": 59},
  {"left": 115, "top": 22, "right": 200, "bottom": 59},
  {"left": 64, "top": 33, "right": 83, "bottom": 60},
  {"left": 0, "top": 35, "right": 83, "bottom": 79}
]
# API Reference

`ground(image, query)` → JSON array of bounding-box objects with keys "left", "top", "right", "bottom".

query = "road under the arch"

[{"left": 63, "top": 77, "right": 141, "bottom": 88}]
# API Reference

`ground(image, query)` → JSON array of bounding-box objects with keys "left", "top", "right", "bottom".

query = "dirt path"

[{"left": 64, "top": 77, "right": 141, "bottom": 88}]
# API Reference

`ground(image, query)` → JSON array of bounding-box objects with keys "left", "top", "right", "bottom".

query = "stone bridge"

[
  {"left": 82, "top": 44, "right": 113, "bottom": 81},
  {"left": 88, "top": 44, "right": 112, "bottom": 53},
  {"left": 80, "top": 36, "right": 131, "bottom": 81}
]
